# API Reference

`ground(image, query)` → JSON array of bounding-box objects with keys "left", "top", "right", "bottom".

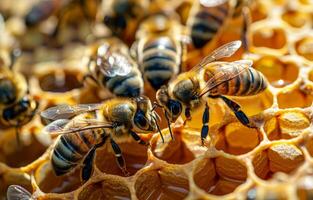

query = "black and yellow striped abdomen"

[
  {"left": 188, "top": 2, "right": 229, "bottom": 48},
  {"left": 51, "top": 130, "right": 102, "bottom": 176},
  {"left": 141, "top": 36, "right": 180, "bottom": 90},
  {"left": 204, "top": 65, "right": 267, "bottom": 96}
]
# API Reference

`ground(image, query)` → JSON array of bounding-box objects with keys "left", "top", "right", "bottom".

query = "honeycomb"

[{"left": 1, "top": 0, "right": 313, "bottom": 199}]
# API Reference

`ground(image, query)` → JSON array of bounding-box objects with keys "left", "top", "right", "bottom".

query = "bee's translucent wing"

[
  {"left": 7, "top": 185, "right": 33, "bottom": 200},
  {"left": 43, "top": 119, "right": 71, "bottom": 134},
  {"left": 199, "top": 60, "right": 253, "bottom": 97},
  {"left": 97, "top": 50, "right": 132, "bottom": 77},
  {"left": 41, "top": 104, "right": 102, "bottom": 121},
  {"left": 43, "top": 118, "right": 113, "bottom": 136},
  {"left": 190, "top": 40, "right": 242, "bottom": 73},
  {"left": 200, "top": 0, "right": 228, "bottom": 7}
]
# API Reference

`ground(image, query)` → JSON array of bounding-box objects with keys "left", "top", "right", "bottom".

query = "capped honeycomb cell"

[
  {"left": 264, "top": 111, "right": 310, "bottom": 140},
  {"left": 213, "top": 122, "right": 263, "bottom": 155}
]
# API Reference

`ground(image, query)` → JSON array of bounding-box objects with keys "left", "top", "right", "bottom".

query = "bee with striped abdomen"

[
  {"left": 187, "top": 0, "right": 231, "bottom": 48},
  {"left": 100, "top": 0, "right": 149, "bottom": 45},
  {"left": 0, "top": 49, "right": 38, "bottom": 145},
  {"left": 84, "top": 37, "right": 144, "bottom": 98},
  {"left": 155, "top": 40, "right": 267, "bottom": 143},
  {"left": 41, "top": 96, "right": 162, "bottom": 181},
  {"left": 132, "top": 13, "right": 185, "bottom": 90}
]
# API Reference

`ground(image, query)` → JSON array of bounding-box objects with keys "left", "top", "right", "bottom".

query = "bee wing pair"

[
  {"left": 41, "top": 104, "right": 112, "bottom": 136},
  {"left": 189, "top": 40, "right": 253, "bottom": 97},
  {"left": 7, "top": 185, "right": 33, "bottom": 200}
]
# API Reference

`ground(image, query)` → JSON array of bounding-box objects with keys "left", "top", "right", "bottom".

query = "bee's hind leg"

[
  {"left": 201, "top": 103, "right": 209, "bottom": 145},
  {"left": 81, "top": 135, "right": 108, "bottom": 182},
  {"left": 110, "top": 137, "right": 130, "bottom": 176},
  {"left": 217, "top": 95, "right": 256, "bottom": 128}
]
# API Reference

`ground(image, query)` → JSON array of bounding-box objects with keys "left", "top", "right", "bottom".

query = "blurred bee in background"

[
  {"left": 187, "top": 0, "right": 251, "bottom": 49},
  {"left": 0, "top": 48, "right": 39, "bottom": 145},
  {"left": 41, "top": 96, "right": 162, "bottom": 181},
  {"left": 84, "top": 37, "right": 144, "bottom": 98},
  {"left": 155, "top": 41, "right": 267, "bottom": 143},
  {"left": 131, "top": 13, "right": 186, "bottom": 90},
  {"left": 100, "top": 0, "right": 149, "bottom": 45},
  {"left": 24, "top": 0, "right": 99, "bottom": 36}
]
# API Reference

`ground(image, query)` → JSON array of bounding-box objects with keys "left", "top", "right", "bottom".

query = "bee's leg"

[
  {"left": 241, "top": 7, "right": 251, "bottom": 53},
  {"left": 183, "top": 107, "right": 191, "bottom": 125},
  {"left": 82, "top": 74, "right": 99, "bottom": 86},
  {"left": 165, "top": 111, "right": 174, "bottom": 140},
  {"left": 130, "top": 130, "right": 149, "bottom": 146},
  {"left": 201, "top": 103, "right": 209, "bottom": 145},
  {"left": 110, "top": 137, "right": 130, "bottom": 176},
  {"left": 218, "top": 95, "right": 256, "bottom": 128},
  {"left": 81, "top": 135, "right": 108, "bottom": 182}
]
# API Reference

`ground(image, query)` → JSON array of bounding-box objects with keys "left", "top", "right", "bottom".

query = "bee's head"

[
  {"left": 156, "top": 85, "right": 182, "bottom": 122},
  {"left": 133, "top": 96, "right": 158, "bottom": 133}
]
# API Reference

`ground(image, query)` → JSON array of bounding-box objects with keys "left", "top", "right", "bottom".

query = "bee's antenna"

[
  {"left": 164, "top": 111, "right": 174, "bottom": 140},
  {"left": 152, "top": 114, "right": 164, "bottom": 143}
]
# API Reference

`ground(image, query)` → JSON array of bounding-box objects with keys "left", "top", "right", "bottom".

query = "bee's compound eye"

[
  {"left": 168, "top": 100, "right": 182, "bottom": 116},
  {"left": 134, "top": 111, "right": 148, "bottom": 130}
]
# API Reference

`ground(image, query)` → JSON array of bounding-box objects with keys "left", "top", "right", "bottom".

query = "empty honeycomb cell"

[
  {"left": 95, "top": 141, "right": 148, "bottom": 176},
  {"left": 77, "top": 177, "right": 131, "bottom": 200},
  {"left": 252, "top": 151, "right": 270, "bottom": 179},
  {"left": 295, "top": 37, "right": 313, "bottom": 61},
  {"left": 250, "top": 1, "right": 268, "bottom": 22},
  {"left": 34, "top": 161, "right": 82, "bottom": 193},
  {"left": 210, "top": 178, "right": 244, "bottom": 196},
  {"left": 193, "top": 158, "right": 216, "bottom": 192},
  {"left": 151, "top": 129, "right": 196, "bottom": 164},
  {"left": 214, "top": 122, "right": 262, "bottom": 155},
  {"left": 252, "top": 27, "right": 287, "bottom": 50},
  {"left": 277, "top": 88, "right": 313, "bottom": 108},
  {"left": 253, "top": 56, "right": 298, "bottom": 88},
  {"left": 268, "top": 143, "right": 304, "bottom": 174},
  {"left": 38, "top": 70, "right": 83, "bottom": 92},
  {"left": 264, "top": 111, "right": 310, "bottom": 140},
  {"left": 297, "top": 176, "right": 313, "bottom": 200},
  {"left": 282, "top": 10, "right": 310, "bottom": 28},
  {"left": 0, "top": 130, "right": 47, "bottom": 167},
  {"left": 134, "top": 167, "right": 189, "bottom": 200}
]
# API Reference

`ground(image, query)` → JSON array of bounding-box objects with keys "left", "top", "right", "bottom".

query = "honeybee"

[
  {"left": 7, "top": 185, "right": 33, "bottom": 200},
  {"left": 100, "top": 0, "right": 149, "bottom": 45},
  {"left": 155, "top": 40, "right": 267, "bottom": 143},
  {"left": 187, "top": 0, "right": 231, "bottom": 48},
  {"left": 131, "top": 13, "right": 185, "bottom": 90},
  {"left": 0, "top": 49, "right": 38, "bottom": 145},
  {"left": 41, "top": 96, "right": 162, "bottom": 181},
  {"left": 24, "top": 0, "right": 98, "bottom": 35},
  {"left": 84, "top": 37, "right": 144, "bottom": 98}
]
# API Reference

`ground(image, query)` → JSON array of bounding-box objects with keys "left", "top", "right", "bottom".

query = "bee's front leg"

[
  {"left": 129, "top": 130, "right": 149, "bottom": 146},
  {"left": 217, "top": 95, "right": 256, "bottom": 128},
  {"left": 201, "top": 103, "right": 209, "bottom": 145},
  {"left": 183, "top": 107, "right": 191, "bottom": 125}
]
